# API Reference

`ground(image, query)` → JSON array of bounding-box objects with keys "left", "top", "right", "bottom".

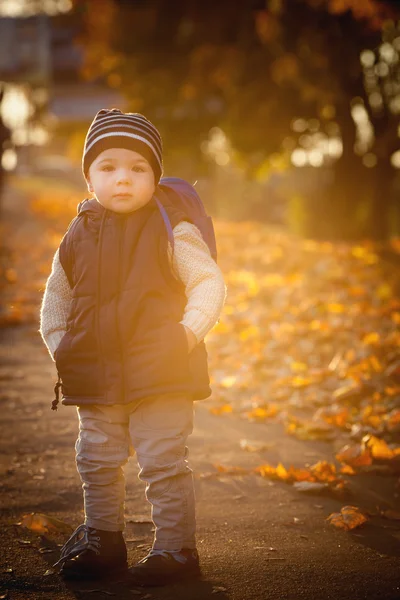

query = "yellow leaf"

[
  {"left": 340, "top": 464, "right": 356, "bottom": 475},
  {"left": 276, "top": 462, "right": 289, "bottom": 480},
  {"left": 369, "top": 355, "right": 383, "bottom": 373},
  {"left": 351, "top": 246, "right": 378, "bottom": 264},
  {"left": 326, "top": 303, "right": 346, "bottom": 314},
  {"left": 245, "top": 405, "right": 278, "bottom": 421},
  {"left": 310, "top": 460, "right": 337, "bottom": 483},
  {"left": 209, "top": 404, "right": 233, "bottom": 416},
  {"left": 255, "top": 463, "right": 277, "bottom": 478},
  {"left": 376, "top": 283, "right": 392, "bottom": 300},
  {"left": 291, "top": 376, "right": 313, "bottom": 388},
  {"left": 363, "top": 435, "right": 395, "bottom": 459},
  {"left": 290, "top": 361, "right": 308, "bottom": 373},
  {"left": 239, "top": 326, "right": 259, "bottom": 341},
  {"left": 362, "top": 332, "right": 380, "bottom": 345},
  {"left": 220, "top": 376, "right": 236, "bottom": 388}
]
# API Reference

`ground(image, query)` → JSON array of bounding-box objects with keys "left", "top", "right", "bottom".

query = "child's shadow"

[
  {"left": 39, "top": 537, "right": 231, "bottom": 599},
  {"left": 64, "top": 573, "right": 231, "bottom": 599}
]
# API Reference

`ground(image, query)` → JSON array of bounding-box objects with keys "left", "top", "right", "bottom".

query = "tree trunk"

[
  {"left": 368, "top": 160, "right": 394, "bottom": 240},
  {"left": 329, "top": 106, "right": 366, "bottom": 240}
]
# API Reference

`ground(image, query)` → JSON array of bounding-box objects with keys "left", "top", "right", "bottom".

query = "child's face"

[{"left": 87, "top": 147, "right": 155, "bottom": 213}]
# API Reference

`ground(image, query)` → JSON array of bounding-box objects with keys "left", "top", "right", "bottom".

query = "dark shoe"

[
  {"left": 53, "top": 524, "right": 128, "bottom": 580},
  {"left": 127, "top": 548, "right": 201, "bottom": 587}
]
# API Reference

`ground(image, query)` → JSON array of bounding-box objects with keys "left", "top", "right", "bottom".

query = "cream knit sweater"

[{"left": 39, "top": 220, "right": 227, "bottom": 360}]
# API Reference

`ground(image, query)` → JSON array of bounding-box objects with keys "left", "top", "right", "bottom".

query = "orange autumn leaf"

[
  {"left": 369, "top": 355, "right": 383, "bottom": 373},
  {"left": 286, "top": 465, "right": 316, "bottom": 482},
  {"left": 362, "top": 435, "right": 396, "bottom": 460},
  {"left": 386, "top": 409, "right": 400, "bottom": 431},
  {"left": 18, "top": 513, "right": 73, "bottom": 535},
  {"left": 362, "top": 332, "right": 380, "bottom": 345},
  {"left": 290, "top": 376, "right": 315, "bottom": 388},
  {"left": 209, "top": 404, "right": 233, "bottom": 416},
  {"left": 314, "top": 405, "right": 349, "bottom": 428},
  {"left": 245, "top": 405, "right": 278, "bottom": 421},
  {"left": 335, "top": 443, "right": 372, "bottom": 467},
  {"left": 285, "top": 418, "right": 335, "bottom": 441},
  {"left": 327, "top": 505, "right": 368, "bottom": 531},
  {"left": 309, "top": 460, "right": 338, "bottom": 483},
  {"left": 213, "top": 464, "right": 249, "bottom": 475},
  {"left": 255, "top": 462, "right": 290, "bottom": 481},
  {"left": 340, "top": 464, "right": 356, "bottom": 475},
  {"left": 255, "top": 463, "right": 277, "bottom": 478}
]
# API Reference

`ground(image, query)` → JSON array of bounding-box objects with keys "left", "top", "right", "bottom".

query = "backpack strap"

[{"left": 155, "top": 196, "right": 175, "bottom": 253}]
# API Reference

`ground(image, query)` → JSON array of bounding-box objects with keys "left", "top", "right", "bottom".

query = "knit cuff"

[
  {"left": 180, "top": 308, "right": 217, "bottom": 343},
  {"left": 44, "top": 330, "right": 66, "bottom": 361}
]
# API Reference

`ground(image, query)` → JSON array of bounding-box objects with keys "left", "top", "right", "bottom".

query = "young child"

[{"left": 39, "top": 108, "right": 226, "bottom": 586}]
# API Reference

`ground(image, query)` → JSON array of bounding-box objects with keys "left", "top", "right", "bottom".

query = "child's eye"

[
  {"left": 132, "top": 166, "right": 145, "bottom": 172},
  {"left": 101, "top": 165, "right": 114, "bottom": 171}
]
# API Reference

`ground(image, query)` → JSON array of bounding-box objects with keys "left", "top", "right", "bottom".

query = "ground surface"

[{"left": 0, "top": 181, "right": 400, "bottom": 600}]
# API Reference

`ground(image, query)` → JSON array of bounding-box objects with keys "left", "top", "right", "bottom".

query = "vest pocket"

[
  {"left": 54, "top": 329, "right": 105, "bottom": 398},
  {"left": 126, "top": 320, "right": 191, "bottom": 395}
]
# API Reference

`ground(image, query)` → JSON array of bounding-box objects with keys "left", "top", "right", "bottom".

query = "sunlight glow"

[
  {"left": 1, "top": 86, "right": 33, "bottom": 129},
  {"left": 1, "top": 148, "right": 17, "bottom": 171},
  {"left": 291, "top": 118, "right": 307, "bottom": 133},
  {"left": 308, "top": 149, "right": 324, "bottom": 167},
  {"left": 391, "top": 150, "right": 400, "bottom": 168},
  {"left": 291, "top": 149, "right": 307, "bottom": 167},
  {"left": 360, "top": 50, "right": 375, "bottom": 68},
  {"left": 0, "top": 0, "right": 72, "bottom": 16},
  {"left": 379, "top": 42, "right": 397, "bottom": 65},
  {"left": 362, "top": 153, "right": 377, "bottom": 168}
]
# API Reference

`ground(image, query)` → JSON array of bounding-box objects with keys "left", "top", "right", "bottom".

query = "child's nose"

[{"left": 116, "top": 170, "right": 131, "bottom": 184}]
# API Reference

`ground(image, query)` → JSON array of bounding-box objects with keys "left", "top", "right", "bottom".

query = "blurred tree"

[
  {"left": 0, "top": 86, "right": 11, "bottom": 204},
  {"left": 71, "top": 0, "right": 400, "bottom": 238}
]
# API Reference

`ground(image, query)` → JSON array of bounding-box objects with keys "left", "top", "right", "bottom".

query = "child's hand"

[{"left": 182, "top": 325, "right": 197, "bottom": 353}]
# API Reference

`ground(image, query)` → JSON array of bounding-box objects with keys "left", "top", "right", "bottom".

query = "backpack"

[{"left": 154, "top": 177, "right": 218, "bottom": 262}]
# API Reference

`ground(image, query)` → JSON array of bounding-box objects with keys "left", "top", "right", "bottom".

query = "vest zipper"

[
  {"left": 116, "top": 218, "right": 127, "bottom": 403},
  {"left": 96, "top": 210, "right": 107, "bottom": 398}
]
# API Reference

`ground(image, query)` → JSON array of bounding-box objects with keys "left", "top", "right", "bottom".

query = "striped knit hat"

[{"left": 82, "top": 108, "right": 163, "bottom": 182}]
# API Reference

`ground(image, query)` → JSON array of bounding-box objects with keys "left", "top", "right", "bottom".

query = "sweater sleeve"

[
  {"left": 39, "top": 248, "right": 72, "bottom": 361},
  {"left": 168, "top": 221, "right": 227, "bottom": 342}
]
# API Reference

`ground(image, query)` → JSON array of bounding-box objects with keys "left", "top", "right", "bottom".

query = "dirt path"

[{"left": 1, "top": 183, "right": 400, "bottom": 600}]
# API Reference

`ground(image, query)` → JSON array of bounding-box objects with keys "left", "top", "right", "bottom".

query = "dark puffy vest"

[{"left": 56, "top": 196, "right": 211, "bottom": 406}]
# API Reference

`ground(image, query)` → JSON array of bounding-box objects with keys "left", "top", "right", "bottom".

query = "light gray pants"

[{"left": 75, "top": 393, "right": 196, "bottom": 551}]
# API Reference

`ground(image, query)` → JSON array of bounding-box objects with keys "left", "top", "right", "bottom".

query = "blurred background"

[
  {"left": 1, "top": 1, "right": 400, "bottom": 534},
  {"left": 1, "top": 0, "right": 400, "bottom": 239}
]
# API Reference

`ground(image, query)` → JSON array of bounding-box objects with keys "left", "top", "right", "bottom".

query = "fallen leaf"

[
  {"left": 18, "top": 513, "right": 73, "bottom": 535},
  {"left": 209, "top": 404, "right": 233, "bottom": 416},
  {"left": 239, "top": 439, "right": 274, "bottom": 452},
  {"left": 381, "top": 508, "right": 400, "bottom": 520},
  {"left": 17, "top": 539, "right": 33, "bottom": 546},
  {"left": 293, "top": 481, "right": 329, "bottom": 494},
  {"left": 38, "top": 547, "right": 54, "bottom": 554},
  {"left": 335, "top": 444, "right": 372, "bottom": 467},
  {"left": 327, "top": 505, "right": 368, "bottom": 530},
  {"left": 78, "top": 591, "right": 115, "bottom": 596}
]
